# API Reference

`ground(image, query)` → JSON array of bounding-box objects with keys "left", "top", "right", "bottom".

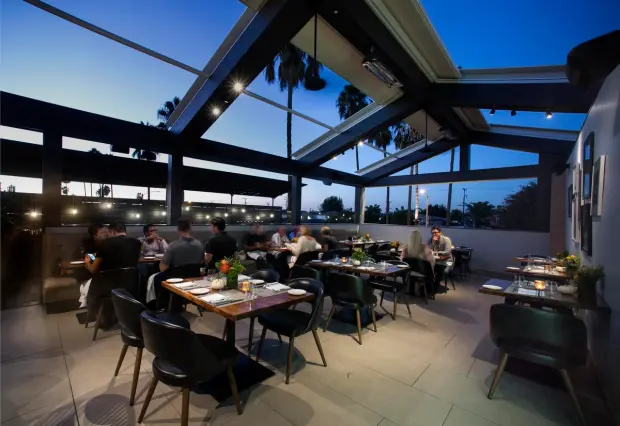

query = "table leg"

[{"left": 225, "top": 319, "right": 236, "bottom": 345}]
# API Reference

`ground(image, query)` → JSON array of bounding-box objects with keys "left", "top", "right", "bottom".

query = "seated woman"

[
  {"left": 401, "top": 229, "right": 435, "bottom": 267},
  {"left": 289, "top": 226, "right": 319, "bottom": 268}
]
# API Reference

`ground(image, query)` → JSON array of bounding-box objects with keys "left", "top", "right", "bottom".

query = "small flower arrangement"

[
  {"left": 559, "top": 254, "right": 581, "bottom": 272},
  {"left": 351, "top": 248, "right": 368, "bottom": 263},
  {"left": 215, "top": 255, "right": 245, "bottom": 289},
  {"left": 391, "top": 241, "right": 400, "bottom": 248}
]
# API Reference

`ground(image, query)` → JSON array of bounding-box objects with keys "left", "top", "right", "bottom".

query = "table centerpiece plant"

[
  {"left": 215, "top": 255, "right": 246, "bottom": 290},
  {"left": 575, "top": 265, "right": 604, "bottom": 305},
  {"left": 558, "top": 254, "right": 581, "bottom": 275},
  {"left": 351, "top": 248, "right": 368, "bottom": 266}
]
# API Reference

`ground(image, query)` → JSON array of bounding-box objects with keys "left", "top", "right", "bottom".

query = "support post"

[
  {"left": 166, "top": 151, "right": 183, "bottom": 225},
  {"left": 459, "top": 142, "right": 471, "bottom": 172},
  {"left": 535, "top": 154, "right": 555, "bottom": 232},
  {"left": 290, "top": 176, "right": 302, "bottom": 226},
  {"left": 354, "top": 187, "right": 365, "bottom": 224},
  {"left": 42, "top": 131, "right": 63, "bottom": 227},
  {"left": 230, "top": 194, "right": 234, "bottom": 205}
]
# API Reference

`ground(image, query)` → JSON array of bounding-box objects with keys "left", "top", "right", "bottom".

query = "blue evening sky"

[{"left": 1, "top": 0, "right": 618, "bottom": 211}]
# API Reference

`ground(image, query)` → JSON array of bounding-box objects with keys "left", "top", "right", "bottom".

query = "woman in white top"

[
  {"left": 289, "top": 226, "right": 319, "bottom": 268},
  {"left": 401, "top": 229, "right": 435, "bottom": 268}
]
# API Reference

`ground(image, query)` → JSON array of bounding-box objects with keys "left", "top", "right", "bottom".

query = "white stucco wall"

[{"left": 358, "top": 224, "right": 549, "bottom": 272}]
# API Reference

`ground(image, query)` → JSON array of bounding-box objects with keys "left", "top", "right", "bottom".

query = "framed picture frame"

[
  {"left": 591, "top": 155, "right": 606, "bottom": 216},
  {"left": 581, "top": 204, "right": 592, "bottom": 256},
  {"left": 572, "top": 164, "right": 581, "bottom": 242},
  {"left": 582, "top": 132, "right": 594, "bottom": 204},
  {"left": 567, "top": 184, "right": 573, "bottom": 218}
]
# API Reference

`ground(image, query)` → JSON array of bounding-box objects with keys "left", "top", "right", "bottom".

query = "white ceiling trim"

[
  {"left": 355, "top": 137, "right": 433, "bottom": 175},
  {"left": 488, "top": 124, "right": 579, "bottom": 141},
  {"left": 437, "top": 65, "right": 569, "bottom": 84}
]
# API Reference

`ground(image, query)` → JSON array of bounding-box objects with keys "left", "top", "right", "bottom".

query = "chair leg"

[
  {"left": 255, "top": 327, "right": 267, "bottom": 362},
  {"left": 276, "top": 333, "right": 283, "bottom": 344},
  {"left": 487, "top": 351, "right": 509, "bottom": 399},
  {"left": 285, "top": 336, "right": 295, "bottom": 384},
  {"left": 323, "top": 305, "right": 336, "bottom": 332},
  {"left": 181, "top": 387, "right": 190, "bottom": 426},
  {"left": 222, "top": 321, "right": 228, "bottom": 340},
  {"left": 197, "top": 306, "right": 204, "bottom": 317},
  {"left": 312, "top": 329, "right": 327, "bottom": 366},
  {"left": 379, "top": 290, "right": 384, "bottom": 306},
  {"left": 247, "top": 318, "right": 255, "bottom": 356},
  {"left": 138, "top": 376, "right": 158, "bottom": 423},
  {"left": 226, "top": 365, "right": 243, "bottom": 415},
  {"left": 130, "top": 348, "right": 143, "bottom": 406},
  {"left": 355, "top": 308, "right": 362, "bottom": 345},
  {"left": 370, "top": 307, "right": 377, "bottom": 332},
  {"left": 92, "top": 303, "right": 104, "bottom": 341},
  {"left": 402, "top": 290, "right": 412, "bottom": 315},
  {"left": 422, "top": 282, "right": 429, "bottom": 304},
  {"left": 392, "top": 290, "right": 398, "bottom": 319},
  {"left": 114, "top": 344, "right": 128, "bottom": 377},
  {"left": 559, "top": 369, "right": 586, "bottom": 426},
  {"left": 451, "top": 277, "right": 456, "bottom": 290}
]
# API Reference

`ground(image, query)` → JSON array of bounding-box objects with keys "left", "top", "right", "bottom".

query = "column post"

[
  {"left": 42, "top": 131, "right": 63, "bottom": 227},
  {"left": 354, "top": 187, "right": 365, "bottom": 224},
  {"left": 535, "top": 154, "right": 555, "bottom": 232},
  {"left": 459, "top": 142, "right": 471, "bottom": 172},
  {"left": 166, "top": 151, "right": 183, "bottom": 225},
  {"left": 290, "top": 176, "right": 302, "bottom": 225}
]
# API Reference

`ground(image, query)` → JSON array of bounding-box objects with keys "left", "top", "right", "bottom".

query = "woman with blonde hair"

[
  {"left": 289, "top": 226, "right": 320, "bottom": 268},
  {"left": 401, "top": 229, "right": 434, "bottom": 267}
]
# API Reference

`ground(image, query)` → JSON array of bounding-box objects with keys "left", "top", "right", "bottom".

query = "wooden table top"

[
  {"left": 162, "top": 278, "right": 314, "bottom": 321},
  {"left": 504, "top": 266, "right": 571, "bottom": 282},
  {"left": 308, "top": 261, "right": 409, "bottom": 277}
]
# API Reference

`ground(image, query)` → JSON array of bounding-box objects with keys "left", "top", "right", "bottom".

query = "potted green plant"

[
  {"left": 215, "top": 255, "right": 246, "bottom": 290},
  {"left": 557, "top": 254, "right": 580, "bottom": 275},
  {"left": 575, "top": 265, "right": 604, "bottom": 306},
  {"left": 351, "top": 248, "right": 368, "bottom": 266}
]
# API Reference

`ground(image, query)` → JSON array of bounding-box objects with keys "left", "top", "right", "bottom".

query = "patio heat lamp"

[
  {"left": 304, "top": 14, "right": 326, "bottom": 91},
  {"left": 420, "top": 111, "right": 432, "bottom": 153}
]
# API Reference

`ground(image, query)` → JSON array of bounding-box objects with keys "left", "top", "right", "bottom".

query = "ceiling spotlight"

[
  {"left": 545, "top": 111, "right": 553, "bottom": 119},
  {"left": 510, "top": 110, "right": 516, "bottom": 117},
  {"left": 70, "top": 208, "right": 78, "bottom": 215},
  {"left": 212, "top": 107, "right": 221, "bottom": 116},
  {"left": 489, "top": 108, "right": 496, "bottom": 115},
  {"left": 332, "top": 156, "right": 337, "bottom": 160},
  {"left": 233, "top": 82, "right": 244, "bottom": 93},
  {"left": 358, "top": 141, "right": 364, "bottom": 146}
]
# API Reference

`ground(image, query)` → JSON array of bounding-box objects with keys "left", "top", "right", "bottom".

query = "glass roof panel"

[
  {"left": 481, "top": 110, "right": 586, "bottom": 131},
  {"left": 471, "top": 146, "right": 538, "bottom": 170},
  {"left": 419, "top": 0, "right": 619, "bottom": 68}
]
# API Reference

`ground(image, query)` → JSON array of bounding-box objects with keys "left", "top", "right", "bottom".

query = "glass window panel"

[
  {"left": 62, "top": 137, "right": 169, "bottom": 163},
  {"left": 471, "top": 145, "right": 538, "bottom": 170},
  {"left": 0, "top": 176, "right": 42, "bottom": 194},
  {"left": 0, "top": 126, "right": 42, "bottom": 145}
]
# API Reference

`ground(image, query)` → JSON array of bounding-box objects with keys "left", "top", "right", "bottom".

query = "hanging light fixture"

[
  {"left": 420, "top": 111, "right": 432, "bottom": 153},
  {"left": 489, "top": 108, "right": 496, "bottom": 115},
  {"left": 510, "top": 110, "right": 517, "bottom": 116},
  {"left": 304, "top": 14, "right": 326, "bottom": 91},
  {"left": 545, "top": 110, "right": 553, "bottom": 119}
]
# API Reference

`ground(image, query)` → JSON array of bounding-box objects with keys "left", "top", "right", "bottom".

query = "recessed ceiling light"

[
  {"left": 233, "top": 82, "right": 244, "bottom": 92},
  {"left": 510, "top": 110, "right": 517, "bottom": 116},
  {"left": 489, "top": 108, "right": 496, "bottom": 115},
  {"left": 545, "top": 111, "right": 553, "bottom": 119},
  {"left": 212, "top": 107, "right": 221, "bottom": 116}
]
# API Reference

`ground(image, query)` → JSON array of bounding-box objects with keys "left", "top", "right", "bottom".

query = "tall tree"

[
  {"left": 265, "top": 44, "right": 323, "bottom": 211},
  {"left": 336, "top": 85, "right": 370, "bottom": 170},
  {"left": 393, "top": 122, "right": 424, "bottom": 225},
  {"left": 319, "top": 196, "right": 344, "bottom": 213},
  {"left": 368, "top": 128, "right": 393, "bottom": 224},
  {"left": 156, "top": 96, "right": 180, "bottom": 126},
  {"left": 88, "top": 148, "right": 102, "bottom": 197},
  {"left": 467, "top": 201, "right": 495, "bottom": 228},
  {"left": 446, "top": 148, "right": 455, "bottom": 224},
  {"left": 364, "top": 204, "right": 382, "bottom": 223},
  {"left": 96, "top": 185, "right": 111, "bottom": 198},
  {"left": 498, "top": 182, "right": 538, "bottom": 230}
]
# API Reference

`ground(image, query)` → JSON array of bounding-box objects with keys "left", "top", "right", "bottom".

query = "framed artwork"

[
  {"left": 567, "top": 184, "right": 573, "bottom": 218},
  {"left": 581, "top": 204, "right": 592, "bottom": 256},
  {"left": 591, "top": 155, "right": 606, "bottom": 216},
  {"left": 572, "top": 164, "right": 581, "bottom": 242},
  {"left": 582, "top": 132, "right": 594, "bottom": 203}
]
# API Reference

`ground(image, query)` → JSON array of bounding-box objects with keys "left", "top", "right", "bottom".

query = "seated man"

[
  {"left": 428, "top": 226, "right": 452, "bottom": 253},
  {"left": 205, "top": 217, "right": 238, "bottom": 269},
  {"left": 75, "top": 223, "right": 108, "bottom": 307},
  {"left": 271, "top": 226, "right": 290, "bottom": 247},
  {"left": 320, "top": 226, "right": 339, "bottom": 252},
  {"left": 244, "top": 224, "right": 268, "bottom": 260},
  {"left": 84, "top": 221, "right": 141, "bottom": 324},
  {"left": 427, "top": 226, "right": 453, "bottom": 293},
  {"left": 139, "top": 223, "right": 168, "bottom": 257}
]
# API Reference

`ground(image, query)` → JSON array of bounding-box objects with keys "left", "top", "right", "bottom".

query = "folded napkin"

[
  {"left": 237, "top": 274, "right": 251, "bottom": 281},
  {"left": 264, "top": 283, "right": 290, "bottom": 292},
  {"left": 200, "top": 293, "right": 228, "bottom": 304}
]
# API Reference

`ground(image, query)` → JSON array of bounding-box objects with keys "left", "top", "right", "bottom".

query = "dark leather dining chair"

[
  {"left": 323, "top": 273, "right": 377, "bottom": 345},
  {"left": 368, "top": 260, "right": 411, "bottom": 319},
  {"left": 110, "top": 289, "right": 190, "bottom": 406},
  {"left": 87, "top": 266, "right": 139, "bottom": 341},
  {"left": 487, "top": 304, "right": 587, "bottom": 425},
  {"left": 255, "top": 278, "right": 326, "bottom": 384},
  {"left": 290, "top": 265, "right": 321, "bottom": 281},
  {"left": 294, "top": 250, "right": 320, "bottom": 267},
  {"left": 403, "top": 257, "right": 433, "bottom": 303},
  {"left": 138, "top": 311, "right": 243, "bottom": 425}
]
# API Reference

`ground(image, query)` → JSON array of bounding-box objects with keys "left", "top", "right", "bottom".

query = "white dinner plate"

[
  {"left": 506, "top": 267, "right": 521, "bottom": 271},
  {"left": 143, "top": 256, "right": 155, "bottom": 260},
  {"left": 70, "top": 260, "right": 84, "bottom": 265},
  {"left": 288, "top": 289, "right": 306, "bottom": 296},
  {"left": 396, "top": 265, "right": 408, "bottom": 268},
  {"left": 167, "top": 278, "right": 184, "bottom": 284},
  {"left": 309, "top": 259, "right": 322, "bottom": 263},
  {"left": 482, "top": 284, "right": 503, "bottom": 291},
  {"left": 251, "top": 279, "right": 265, "bottom": 285},
  {"left": 155, "top": 254, "right": 164, "bottom": 258},
  {"left": 189, "top": 288, "right": 210, "bottom": 295}
]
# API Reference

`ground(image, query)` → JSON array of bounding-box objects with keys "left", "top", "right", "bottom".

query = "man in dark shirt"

[
  {"left": 320, "top": 226, "right": 339, "bottom": 252},
  {"left": 205, "top": 217, "right": 238, "bottom": 269},
  {"left": 244, "top": 224, "right": 268, "bottom": 251}
]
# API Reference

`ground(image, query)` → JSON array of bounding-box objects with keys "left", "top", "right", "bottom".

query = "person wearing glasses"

[
  {"left": 428, "top": 226, "right": 453, "bottom": 294},
  {"left": 428, "top": 226, "right": 452, "bottom": 254},
  {"left": 139, "top": 223, "right": 168, "bottom": 257}
]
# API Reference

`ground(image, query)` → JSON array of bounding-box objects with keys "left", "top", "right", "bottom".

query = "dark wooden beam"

[
  {"left": 361, "top": 138, "right": 460, "bottom": 181},
  {"left": 469, "top": 131, "right": 575, "bottom": 155},
  {"left": 297, "top": 96, "right": 421, "bottom": 167},
  {"left": 0, "top": 92, "right": 364, "bottom": 187},
  {"left": 366, "top": 165, "right": 541, "bottom": 187},
  {"left": 430, "top": 82, "right": 597, "bottom": 113},
  {"left": 169, "top": 0, "right": 315, "bottom": 138}
]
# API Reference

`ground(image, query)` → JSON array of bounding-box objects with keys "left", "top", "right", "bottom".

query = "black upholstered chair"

[
  {"left": 251, "top": 269, "right": 280, "bottom": 283},
  {"left": 488, "top": 304, "right": 587, "bottom": 425},
  {"left": 376, "top": 243, "right": 391, "bottom": 252},
  {"left": 87, "top": 266, "right": 139, "bottom": 341},
  {"left": 460, "top": 248, "right": 473, "bottom": 275},
  {"left": 294, "top": 250, "right": 320, "bottom": 267},
  {"left": 323, "top": 273, "right": 377, "bottom": 345},
  {"left": 403, "top": 257, "right": 433, "bottom": 303},
  {"left": 110, "top": 289, "right": 190, "bottom": 406},
  {"left": 368, "top": 260, "right": 411, "bottom": 319},
  {"left": 255, "top": 278, "right": 326, "bottom": 384},
  {"left": 138, "top": 311, "right": 242, "bottom": 425},
  {"left": 290, "top": 265, "right": 321, "bottom": 281}
]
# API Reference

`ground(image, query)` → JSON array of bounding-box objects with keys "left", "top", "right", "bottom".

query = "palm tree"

[
  {"left": 88, "top": 148, "right": 102, "bottom": 196},
  {"left": 265, "top": 43, "right": 323, "bottom": 210},
  {"left": 467, "top": 201, "right": 495, "bottom": 228},
  {"left": 156, "top": 96, "right": 180, "bottom": 125},
  {"left": 393, "top": 122, "right": 425, "bottom": 225},
  {"left": 336, "top": 85, "right": 370, "bottom": 170},
  {"left": 446, "top": 148, "right": 456, "bottom": 224},
  {"left": 368, "top": 128, "right": 394, "bottom": 224}
]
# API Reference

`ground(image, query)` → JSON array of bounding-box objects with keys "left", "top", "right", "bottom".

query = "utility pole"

[{"left": 461, "top": 188, "right": 467, "bottom": 228}]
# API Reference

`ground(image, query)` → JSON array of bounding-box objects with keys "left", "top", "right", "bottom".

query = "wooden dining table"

[{"left": 505, "top": 266, "right": 571, "bottom": 282}]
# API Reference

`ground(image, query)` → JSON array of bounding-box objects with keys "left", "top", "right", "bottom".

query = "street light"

[{"left": 420, "top": 189, "right": 429, "bottom": 227}]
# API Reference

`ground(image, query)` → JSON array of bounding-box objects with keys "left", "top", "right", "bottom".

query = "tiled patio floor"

[{"left": 0, "top": 275, "right": 595, "bottom": 425}]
